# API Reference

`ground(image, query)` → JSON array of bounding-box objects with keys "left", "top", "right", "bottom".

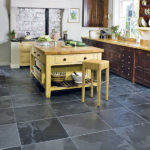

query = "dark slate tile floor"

[{"left": 0, "top": 66, "right": 150, "bottom": 150}]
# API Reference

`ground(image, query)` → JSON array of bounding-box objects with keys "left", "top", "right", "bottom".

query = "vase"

[{"left": 112, "top": 33, "right": 116, "bottom": 40}]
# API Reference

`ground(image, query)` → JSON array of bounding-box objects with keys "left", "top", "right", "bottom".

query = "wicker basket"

[{"left": 51, "top": 72, "right": 66, "bottom": 82}]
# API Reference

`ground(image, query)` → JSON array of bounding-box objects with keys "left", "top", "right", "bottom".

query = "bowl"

[{"left": 72, "top": 72, "right": 87, "bottom": 84}]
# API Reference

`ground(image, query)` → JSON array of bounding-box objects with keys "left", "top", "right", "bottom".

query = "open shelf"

[
  {"left": 138, "top": 27, "right": 150, "bottom": 30},
  {"left": 51, "top": 82, "right": 98, "bottom": 91}
]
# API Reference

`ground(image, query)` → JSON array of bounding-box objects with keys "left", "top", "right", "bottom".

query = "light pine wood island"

[{"left": 30, "top": 45, "right": 104, "bottom": 98}]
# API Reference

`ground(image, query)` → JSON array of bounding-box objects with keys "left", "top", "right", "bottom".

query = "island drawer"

[
  {"left": 76, "top": 53, "right": 98, "bottom": 62},
  {"left": 53, "top": 53, "right": 98, "bottom": 65},
  {"left": 54, "top": 55, "right": 74, "bottom": 64},
  {"left": 32, "top": 48, "right": 45, "bottom": 63}
]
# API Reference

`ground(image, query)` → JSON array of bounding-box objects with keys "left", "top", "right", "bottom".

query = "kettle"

[{"left": 24, "top": 32, "right": 31, "bottom": 40}]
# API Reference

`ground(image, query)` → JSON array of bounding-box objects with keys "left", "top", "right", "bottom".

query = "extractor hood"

[{"left": 11, "top": 0, "right": 71, "bottom": 9}]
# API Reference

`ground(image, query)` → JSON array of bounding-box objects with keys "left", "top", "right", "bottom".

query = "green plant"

[
  {"left": 110, "top": 26, "right": 119, "bottom": 34},
  {"left": 10, "top": 30, "right": 16, "bottom": 39}
]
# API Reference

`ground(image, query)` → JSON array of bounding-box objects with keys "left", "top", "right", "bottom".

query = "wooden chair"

[{"left": 82, "top": 59, "right": 109, "bottom": 106}]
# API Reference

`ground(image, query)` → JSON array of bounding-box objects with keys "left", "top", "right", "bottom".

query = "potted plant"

[
  {"left": 110, "top": 26, "right": 119, "bottom": 40},
  {"left": 10, "top": 30, "right": 16, "bottom": 39}
]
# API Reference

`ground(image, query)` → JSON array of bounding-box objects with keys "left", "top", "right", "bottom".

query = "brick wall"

[{"left": 16, "top": 8, "right": 62, "bottom": 38}]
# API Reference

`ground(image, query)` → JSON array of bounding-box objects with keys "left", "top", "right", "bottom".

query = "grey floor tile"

[
  {"left": 114, "top": 93, "right": 150, "bottom": 107},
  {"left": 0, "top": 96, "right": 12, "bottom": 109},
  {"left": 7, "top": 78, "right": 36, "bottom": 87},
  {"left": 114, "top": 123, "right": 150, "bottom": 150},
  {"left": 22, "top": 138, "right": 77, "bottom": 150},
  {"left": 51, "top": 101, "right": 91, "bottom": 117},
  {"left": 138, "top": 91, "right": 150, "bottom": 100},
  {"left": 130, "top": 104, "right": 150, "bottom": 121},
  {"left": 59, "top": 112, "right": 111, "bottom": 137},
  {"left": 73, "top": 130, "right": 134, "bottom": 150},
  {"left": 2, "top": 147, "right": 21, "bottom": 150},
  {"left": 9, "top": 85, "right": 41, "bottom": 96},
  {"left": 129, "top": 83, "right": 150, "bottom": 93},
  {"left": 14, "top": 105, "right": 56, "bottom": 122},
  {"left": 101, "top": 85, "right": 133, "bottom": 99},
  {"left": 18, "top": 118, "right": 68, "bottom": 145},
  {"left": 0, "top": 124, "right": 20, "bottom": 149},
  {"left": 50, "top": 90, "right": 79, "bottom": 103},
  {"left": 85, "top": 98, "right": 123, "bottom": 111},
  {"left": 0, "top": 108, "right": 15, "bottom": 125},
  {"left": 0, "top": 87, "right": 10, "bottom": 97},
  {"left": 12, "top": 94, "right": 50, "bottom": 108},
  {"left": 97, "top": 107, "right": 145, "bottom": 128},
  {"left": 111, "top": 77, "right": 132, "bottom": 86}
]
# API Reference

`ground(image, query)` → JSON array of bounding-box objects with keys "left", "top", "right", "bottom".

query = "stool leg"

[
  {"left": 82, "top": 67, "right": 86, "bottom": 103},
  {"left": 97, "top": 70, "right": 101, "bottom": 107},
  {"left": 91, "top": 70, "right": 94, "bottom": 97},
  {"left": 106, "top": 67, "right": 109, "bottom": 101}
]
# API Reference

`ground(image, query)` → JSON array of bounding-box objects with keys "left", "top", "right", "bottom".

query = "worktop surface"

[
  {"left": 82, "top": 37, "right": 150, "bottom": 51},
  {"left": 35, "top": 46, "right": 104, "bottom": 55}
]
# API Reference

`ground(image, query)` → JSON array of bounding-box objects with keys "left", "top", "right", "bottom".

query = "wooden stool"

[{"left": 82, "top": 59, "right": 109, "bottom": 106}]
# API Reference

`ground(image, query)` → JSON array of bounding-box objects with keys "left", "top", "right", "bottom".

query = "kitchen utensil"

[{"left": 89, "top": 30, "right": 100, "bottom": 39}]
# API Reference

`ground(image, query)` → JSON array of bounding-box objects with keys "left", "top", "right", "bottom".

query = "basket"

[{"left": 51, "top": 72, "right": 66, "bottom": 82}]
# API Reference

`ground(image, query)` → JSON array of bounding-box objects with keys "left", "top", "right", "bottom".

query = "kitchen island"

[{"left": 30, "top": 45, "right": 104, "bottom": 98}]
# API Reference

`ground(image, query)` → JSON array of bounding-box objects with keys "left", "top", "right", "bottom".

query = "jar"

[{"left": 142, "top": 0, "right": 147, "bottom": 6}]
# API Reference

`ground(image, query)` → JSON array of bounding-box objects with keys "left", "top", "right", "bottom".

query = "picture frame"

[{"left": 68, "top": 8, "right": 80, "bottom": 23}]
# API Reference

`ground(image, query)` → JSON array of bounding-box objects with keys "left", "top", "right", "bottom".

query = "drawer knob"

[
  {"left": 128, "top": 56, "right": 131, "bottom": 58},
  {"left": 147, "top": 54, "right": 150, "bottom": 57},
  {"left": 63, "top": 58, "right": 66, "bottom": 61},
  {"left": 34, "top": 52, "right": 36, "bottom": 54},
  {"left": 128, "top": 62, "right": 130, "bottom": 64},
  {"left": 37, "top": 54, "right": 40, "bottom": 57},
  {"left": 84, "top": 57, "right": 87, "bottom": 60}
]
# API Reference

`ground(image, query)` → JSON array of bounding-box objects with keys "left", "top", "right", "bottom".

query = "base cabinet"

[
  {"left": 20, "top": 42, "right": 33, "bottom": 66},
  {"left": 83, "top": 38, "right": 150, "bottom": 87},
  {"left": 83, "top": 38, "right": 133, "bottom": 81},
  {"left": 135, "top": 49, "right": 150, "bottom": 87}
]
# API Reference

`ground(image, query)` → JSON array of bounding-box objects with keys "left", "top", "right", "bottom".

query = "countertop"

[
  {"left": 35, "top": 46, "right": 104, "bottom": 55},
  {"left": 82, "top": 37, "right": 150, "bottom": 51}
]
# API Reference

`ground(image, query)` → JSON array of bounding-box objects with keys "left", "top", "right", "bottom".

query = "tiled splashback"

[{"left": 16, "top": 8, "right": 62, "bottom": 38}]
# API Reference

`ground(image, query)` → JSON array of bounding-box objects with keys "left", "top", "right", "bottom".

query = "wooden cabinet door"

[
  {"left": 20, "top": 42, "right": 33, "bottom": 66},
  {"left": 143, "top": 51, "right": 150, "bottom": 72},
  {"left": 109, "top": 45, "right": 120, "bottom": 74},
  {"left": 135, "top": 50, "right": 144, "bottom": 69},
  {"left": 83, "top": 0, "right": 108, "bottom": 27}
]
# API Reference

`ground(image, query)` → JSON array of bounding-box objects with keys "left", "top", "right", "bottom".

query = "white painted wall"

[
  {"left": 0, "top": 0, "right": 113, "bottom": 66},
  {"left": 0, "top": 0, "right": 10, "bottom": 66},
  {"left": 112, "top": 0, "right": 120, "bottom": 26},
  {"left": 63, "top": 0, "right": 113, "bottom": 41}
]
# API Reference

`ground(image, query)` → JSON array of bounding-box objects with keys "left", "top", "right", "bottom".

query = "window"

[{"left": 119, "top": 0, "right": 139, "bottom": 38}]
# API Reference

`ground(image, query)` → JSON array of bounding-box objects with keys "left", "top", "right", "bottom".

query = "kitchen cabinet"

[
  {"left": 82, "top": 38, "right": 134, "bottom": 81},
  {"left": 20, "top": 42, "right": 33, "bottom": 66},
  {"left": 135, "top": 49, "right": 150, "bottom": 87},
  {"left": 11, "top": 41, "right": 33, "bottom": 68},
  {"left": 82, "top": 0, "right": 108, "bottom": 27}
]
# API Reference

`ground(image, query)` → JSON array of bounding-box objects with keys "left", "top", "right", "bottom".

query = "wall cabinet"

[{"left": 82, "top": 0, "right": 108, "bottom": 27}]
